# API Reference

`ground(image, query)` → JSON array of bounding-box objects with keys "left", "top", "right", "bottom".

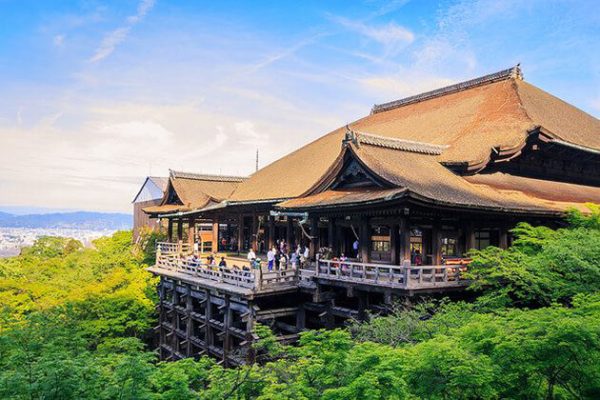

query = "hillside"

[{"left": 0, "top": 211, "right": 131, "bottom": 230}]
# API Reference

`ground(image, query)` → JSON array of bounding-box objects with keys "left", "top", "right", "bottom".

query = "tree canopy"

[{"left": 1, "top": 206, "right": 599, "bottom": 399}]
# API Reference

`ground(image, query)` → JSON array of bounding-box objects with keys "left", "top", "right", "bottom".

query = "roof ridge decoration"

[
  {"left": 169, "top": 169, "right": 248, "bottom": 182},
  {"left": 344, "top": 128, "right": 448, "bottom": 155},
  {"left": 371, "top": 65, "right": 523, "bottom": 114}
]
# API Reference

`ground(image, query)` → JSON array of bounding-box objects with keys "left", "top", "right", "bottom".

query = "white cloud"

[
  {"left": 53, "top": 34, "right": 65, "bottom": 47},
  {"left": 333, "top": 17, "right": 414, "bottom": 49},
  {"left": 359, "top": 72, "right": 455, "bottom": 100},
  {"left": 89, "top": 0, "right": 155, "bottom": 63}
]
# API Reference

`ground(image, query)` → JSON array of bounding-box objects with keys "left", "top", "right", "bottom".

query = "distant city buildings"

[{"left": 0, "top": 227, "right": 116, "bottom": 258}]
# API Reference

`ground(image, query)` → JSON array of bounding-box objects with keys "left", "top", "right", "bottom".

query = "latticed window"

[
  {"left": 441, "top": 237, "right": 458, "bottom": 257},
  {"left": 475, "top": 230, "right": 491, "bottom": 250}
]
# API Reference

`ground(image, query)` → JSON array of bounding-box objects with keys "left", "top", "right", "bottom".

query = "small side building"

[
  {"left": 132, "top": 176, "right": 168, "bottom": 242},
  {"left": 143, "top": 170, "right": 247, "bottom": 252}
]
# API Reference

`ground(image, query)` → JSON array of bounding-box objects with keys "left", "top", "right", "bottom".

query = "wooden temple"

[{"left": 146, "top": 66, "right": 600, "bottom": 365}]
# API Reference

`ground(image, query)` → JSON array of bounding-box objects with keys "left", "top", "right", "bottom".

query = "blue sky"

[{"left": 0, "top": 0, "right": 598, "bottom": 212}]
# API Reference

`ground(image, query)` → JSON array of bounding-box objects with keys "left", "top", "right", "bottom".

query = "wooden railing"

[
  {"left": 156, "top": 241, "right": 191, "bottom": 255},
  {"left": 154, "top": 248, "right": 298, "bottom": 292},
  {"left": 300, "top": 259, "right": 469, "bottom": 290},
  {"left": 155, "top": 242, "right": 469, "bottom": 292}
]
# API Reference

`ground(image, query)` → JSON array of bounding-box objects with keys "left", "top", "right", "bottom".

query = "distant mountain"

[{"left": 0, "top": 211, "right": 132, "bottom": 230}]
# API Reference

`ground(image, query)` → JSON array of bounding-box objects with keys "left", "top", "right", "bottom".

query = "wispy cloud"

[
  {"left": 53, "top": 34, "right": 65, "bottom": 47},
  {"left": 331, "top": 16, "right": 414, "bottom": 55},
  {"left": 89, "top": 0, "right": 155, "bottom": 63},
  {"left": 246, "top": 32, "right": 328, "bottom": 74}
]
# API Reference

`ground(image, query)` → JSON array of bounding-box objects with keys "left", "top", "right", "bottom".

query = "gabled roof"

[
  {"left": 143, "top": 171, "right": 247, "bottom": 215},
  {"left": 132, "top": 176, "right": 168, "bottom": 203},
  {"left": 228, "top": 66, "right": 599, "bottom": 203},
  {"left": 276, "top": 139, "right": 600, "bottom": 214}
]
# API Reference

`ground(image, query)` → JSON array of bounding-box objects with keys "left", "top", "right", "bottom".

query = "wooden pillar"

[
  {"left": 251, "top": 213, "right": 257, "bottom": 251},
  {"left": 327, "top": 218, "right": 335, "bottom": 248},
  {"left": 212, "top": 218, "right": 219, "bottom": 253},
  {"left": 177, "top": 218, "right": 183, "bottom": 241},
  {"left": 464, "top": 221, "right": 475, "bottom": 254},
  {"left": 223, "top": 295, "right": 231, "bottom": 367},
  {"left": 237, "top": 214, "right": 243, "bottom": 254},
  {"left": 499, "top": 225, "right": 508, "bottom": 250},
  {"left": 296, "top": 305, "right": 306, "bottom": 331},
  {"left": 167, "top": 219, "right": 173, "bottom": 241},
  {"left": 286, "top": 217, "right": 293, "bottom": 247},
  {"left": 309, "top": 216, "right": 319, "bottom": 258},
  {"left": 268, "top": 215, "right": 275, "bottom": 250},
  {"left": 204, "top": 290, "right": 212, "bottom": 352},
  {"left": 357, "top": 291, "right": 369, "bottom": 321},
  {"left": 399, "top": 218, "right": 411, "bottom": 263},
  {"left": 187, "top": 217, "right": 195, "bottom": 246},
  {"left": 432, "top": 222, "right": 442, "bottom": 265},
  {"left": 390, "top": 222, "right": 400, "bottom": 265},
  {"left": 360, "top": 216, "right": 370, "bottom": 262},
  {"left": 334, "top": 223, "right": 342, "bottom": 256},
  {"left": 158, "top": 281, "right": 166, "bottom": 359},
  {"left": 185, "top": 285, "right": 192, "bottom": 357}
]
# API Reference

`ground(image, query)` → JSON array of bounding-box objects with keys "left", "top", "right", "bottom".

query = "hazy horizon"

[{"left": 0, "top": 205, "right": 132, "bottom": 216}]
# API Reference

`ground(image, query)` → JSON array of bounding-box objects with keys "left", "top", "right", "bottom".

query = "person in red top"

[{"left": 414, "top": 250, "right": 423, "bottom": 266}]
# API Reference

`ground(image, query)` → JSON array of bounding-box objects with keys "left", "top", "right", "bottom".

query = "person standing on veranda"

[{"left": 267, "top": 247, "right": 276, "bottom": 271}]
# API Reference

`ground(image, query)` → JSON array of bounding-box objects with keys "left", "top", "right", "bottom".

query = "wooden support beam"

[
  {"left": 334, "top": 223, "right": 342, "bottom": 256},
  {"left": 390, "top": 223, "right": 400, "bottom": 265},
  {"left": 286, "top": 217, "right": 293, "bottom": 247},
  {"left": 309, "top": 216, "right": 319, "bottom": 258},
  {"left": 432, "top": 222, "right": 442, "bottom": 265},
  {"left": 251, "top": 213, "right": 258, "bottom": 251},
  {"left": 212, "top": 218, "right": 219, "bottom": 253},
  {"left": 399, "top": 217, "right": 411, "bottom": 263},
  {"left": 167, "top": 219, "right": 173, "bottom": 241},
  {"left": 296, "top": 305, "right": 306, "bottom": 331},
  {"left": 185, "top": 285, "right": 192, "bottom": 357},
  {"left": 237, "top": 214, "right": 243, "bottom": 254},
  {"left": 204, "top": 289, "right": 212, "bottom": 354},
  {"left": 357, "top": 291, "right": 368, "bottom": 321},
  {"left": 464, "top": 220, "right": 475, "bottom": 254},
  {"left": 177, "top": 218, "right": 183, "bottom": 241},
  {"left": 223, "top": 295, "right": 232, "bottom": 367},
  {"left": 499, "top": 225, "right": 508, "bottom": 250},
  {"left": 187, "top": 217, "right": 195, "bottom": 247},
  {"left": 360, "top": 216, "right": 370, "bottom": 262},
  {"left": 268, "top": 215, "right": 275, "bottom": 250},
  {"left": 327, "top": 218, "right": 335, "bottom": 249}
]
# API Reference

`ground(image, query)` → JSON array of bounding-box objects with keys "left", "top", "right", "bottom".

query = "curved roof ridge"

[
  {"left": 351, "top": 129, "right": 448, "bottom": 155},
  {"left": 169, "top": 169, "right": 247, "bottom": 182},
  {"left": 371, "top": 65, "right": 523, "bottom": 114}
]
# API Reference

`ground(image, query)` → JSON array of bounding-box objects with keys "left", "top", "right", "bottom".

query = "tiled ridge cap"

[
  {"left": 345, "top": 129, "right": 448, "bottom": 155},
  {"left": 169, "top": 170, "right": 248, "bottom": 182},
  {"left": 371, "top": 65, "right": 523, "bottom": 114}
]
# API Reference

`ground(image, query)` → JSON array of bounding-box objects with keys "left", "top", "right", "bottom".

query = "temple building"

[
  {"left": 141, "top": 170, "right": 247, "bottom": 250},
  {"left": 132, "top": 176, "right": 168, "bottom": 242},
  {"left": 147, "top": 66, "right": 600, "bottom": 364}
]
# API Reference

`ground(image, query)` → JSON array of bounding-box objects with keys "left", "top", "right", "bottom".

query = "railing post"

[{"left": 402, "top": 260, "right": 410, "bottom": 289}]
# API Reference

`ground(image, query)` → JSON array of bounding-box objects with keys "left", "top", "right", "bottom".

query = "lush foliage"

[
  {"left": 1, "top": 206, "right": 599, "bottom": 399},
  {"left": 466, "top": 206, "right": 600, "bottom": 307}
]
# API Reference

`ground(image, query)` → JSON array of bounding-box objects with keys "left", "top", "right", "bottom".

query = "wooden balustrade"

[
  {"left": 157, "top": 241, "right": 191, "bottom": 255},
  {"left": 155, "top": 243, "right": 469, "bottom": 292},
  {"left": 301, "top": 259, "right": 469, "bottom": 290},
  {"left": 154, "top": 247, "right": 298, "bottom": 292}
]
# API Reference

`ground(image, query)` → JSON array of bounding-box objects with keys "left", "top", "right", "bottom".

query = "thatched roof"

[
  {"left": 229, "top": 66, "right": 599, "bottom": 207},
  {"left": 143, "top": 171, "right": 247, "bottom": 215}
]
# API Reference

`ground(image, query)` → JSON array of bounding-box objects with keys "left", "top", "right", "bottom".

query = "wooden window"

[
  {"left": 441, "top": 237, "right": 458, "bottom": 257},
  {"left": 475, "top": 230, "right": 491, "bottom": 250}
]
